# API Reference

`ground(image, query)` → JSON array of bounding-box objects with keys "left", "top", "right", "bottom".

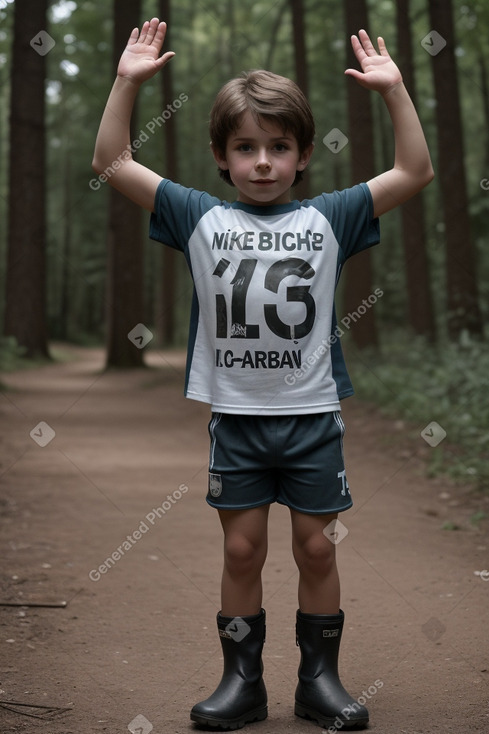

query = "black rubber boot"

[
  {"left": 294, "top": 609, "right": 369, "bottom": 730},
  {"left": 190, "top": 609, "right": 268, "bottom": 730}
]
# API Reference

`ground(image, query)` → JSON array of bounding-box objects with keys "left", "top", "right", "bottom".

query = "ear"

[
  {"left": 210, "top": 143, "right": 229, "bottom": 171},
  {"left": 297, "top": 143, "right": 314, "bottom": 171}
]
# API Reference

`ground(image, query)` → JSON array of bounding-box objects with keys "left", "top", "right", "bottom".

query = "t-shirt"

[{"left": 149, "top": 179, "right": 380, "bottom": 415}]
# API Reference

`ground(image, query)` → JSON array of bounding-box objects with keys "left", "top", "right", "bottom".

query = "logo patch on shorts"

[{"left": 209, "top": 473, "right": 222, "bottom": 497}]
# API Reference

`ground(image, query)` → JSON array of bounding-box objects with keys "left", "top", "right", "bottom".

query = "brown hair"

[{"left": 209, "top": 70, "right": 315, "bottom": 186}]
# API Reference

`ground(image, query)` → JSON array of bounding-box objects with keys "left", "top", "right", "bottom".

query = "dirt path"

[{"left": 0, "top": 346, "right": 488, "bottom": 734}]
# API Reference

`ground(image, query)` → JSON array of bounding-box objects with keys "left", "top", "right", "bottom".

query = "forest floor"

[{"left": 0, "top": 345, "right": 488, "bottom": 734}]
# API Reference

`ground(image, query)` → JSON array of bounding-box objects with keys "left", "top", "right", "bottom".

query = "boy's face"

[{"left": 213, "top": 110, "right": 313, "bottom": 206}]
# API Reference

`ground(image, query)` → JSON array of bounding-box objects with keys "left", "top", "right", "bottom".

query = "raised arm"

[
  {"left": 344, "top": 30, "right": 434, "bottom": 219},
  {"left": 92, "top": 18, "right": 174, "bottom": 211}
]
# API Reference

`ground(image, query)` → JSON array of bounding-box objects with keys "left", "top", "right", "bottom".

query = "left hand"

[{"left": 344, "top": 29, "right": 402, "bottom": 95}]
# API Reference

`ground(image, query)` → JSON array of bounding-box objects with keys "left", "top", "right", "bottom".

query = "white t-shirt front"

[{"left": 150, "top": 180, "right": 380, "bottom": 415}]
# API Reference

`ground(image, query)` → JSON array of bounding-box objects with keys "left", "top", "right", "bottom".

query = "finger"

[
  {"left": 153, "top": 21, "right": 168, "bottom": 49},
  {"left": 350, "top": 34, "right": 368, "bottom": 62},
  {"left": 127, "top": 27, "right": 139, "bottom": 46},
  {"left": 377, "top": 36, "right": 390, "bottom": 57},
  {"left": 138, "top": 20, "right": 151, "bottom": 43},
  {"left": 144, "top": 17, "right": 161, "bottom": 45},
  {"left": 344, "top": 69, "right": 370, "bottom": 90},
  {"left": 344, "top": 68, "right": 364, "bottom": 81},
  {"left": 155, "top": 51, "right": 175, "bottom": 69},
  {"left": 357, "top": 28, "right": 377, "bottom": 56}
]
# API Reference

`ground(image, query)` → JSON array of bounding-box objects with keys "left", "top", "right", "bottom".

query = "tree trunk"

[
  {"left": 4, "top": 0, "right": 49, "bottom": 358},
  {"left": 59, "top": 153, "right": 72, "bottom": 341},
  {"left": 106, "top": 0, "right": 145, "bottom": 367},
  {"left": 158, "top": 0, "right": 177, "bottom": 347},
  {"left": 265, "top": 0, "right": 289, "bottom": 71},
  {"left": 396, "top": 0, "right": 436, "bottom": 341},
  {"left": 342, "top": 0, "right": 378, "bottom": 349},
  {"left": 290, "top": 0, "right": 311, "bottom": 199},
  {"left": 477, "top": 51, "right": 489, "bottom": 175},
  {"left": 427, "top": 0, "right": 483, "bottom": 338}
]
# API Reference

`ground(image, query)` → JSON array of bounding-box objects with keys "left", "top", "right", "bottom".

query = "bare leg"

[
  {"left": 218, "top": 505, "right": 270, "bottom": 616},
  {"left": 290, "top": 510, "right": 340, "bottom": 614}
]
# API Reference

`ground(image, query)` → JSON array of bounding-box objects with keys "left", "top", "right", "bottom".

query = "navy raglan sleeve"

[
  {"left": 149, "top": 179, "right": 222, "bottom": 253},
  {"left": 316, "top": 183, "right": 380, "bottom": 261}
]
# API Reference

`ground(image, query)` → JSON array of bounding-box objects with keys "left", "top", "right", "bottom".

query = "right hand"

[{"left": 117, "top": 17, "right": 174, "bottom": 84}]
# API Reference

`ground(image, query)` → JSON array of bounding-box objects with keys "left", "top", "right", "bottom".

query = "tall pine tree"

[
  {"left": 397, "top": 0, "right": 436, "bottom": 341},
  {"left": 427, "top": 0, "right": 482, "bottom": 338},
  {"left": 4, "top": 0, "right": 49, "bottom": 358},
  {"left": 106, "top": 0, "right": 145, "bottom": 367},
  {"left": 342, "top": 0, "right": 378, "bottom": 348}
]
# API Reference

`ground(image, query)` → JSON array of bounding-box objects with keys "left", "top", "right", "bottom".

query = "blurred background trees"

[
  {"left": 1, "top": 0, "right": 488, "bottom": 356},
  {"left": 0, "top": 0, "right": 488, "bottom": 481}
]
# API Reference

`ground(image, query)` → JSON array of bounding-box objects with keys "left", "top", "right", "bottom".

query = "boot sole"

[
  {"left": 295, "top": 701, "right": 368, "bottom": 730},
  {"left": 190, "top": 705, "right": 268, "bottom": 730}
]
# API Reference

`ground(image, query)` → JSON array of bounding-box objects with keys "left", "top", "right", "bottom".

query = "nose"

[{"left": 255, "top": 148, "right": 271, "bottom": 170}]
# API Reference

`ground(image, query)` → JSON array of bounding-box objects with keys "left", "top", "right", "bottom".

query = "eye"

[
  {"left": 237, "top": 143, "right": 252, "bottom": 152},
  {"left": 274, "top": 143, "right": 289, "bottom": 152}
]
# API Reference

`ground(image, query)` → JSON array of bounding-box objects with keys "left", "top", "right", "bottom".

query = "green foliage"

[
  {"left": 0, "top": 336, "right": 27, "bottom": 371},
  {"left": 348, "top": 329, "right": 489, "bottom": 491},
  {"left": 441, "top": 521, "right": 461, "bottom": 531},
  {"left": 1, "top": 0, "right": 489, "bottom": 352}
]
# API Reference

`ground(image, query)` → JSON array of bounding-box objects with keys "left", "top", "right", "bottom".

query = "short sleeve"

[
  {"left": 309, "top": 183, "right": 380, "bottom": 261},
  {"left": 149, "top": 179, "right": 222, "bottom": 252}
]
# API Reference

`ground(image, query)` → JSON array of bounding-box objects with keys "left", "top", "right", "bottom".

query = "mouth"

[{"left": 251, "top": 179, "right": 275, "bottom": 185}]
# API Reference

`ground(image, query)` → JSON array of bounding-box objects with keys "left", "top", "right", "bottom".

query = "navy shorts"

[{"left": 206, "top": 412, "right": 352, "bottom": 515}]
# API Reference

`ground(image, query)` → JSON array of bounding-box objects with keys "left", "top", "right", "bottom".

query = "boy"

[{"left": 92, "top": 18, "right": 433, "bottom": 731}]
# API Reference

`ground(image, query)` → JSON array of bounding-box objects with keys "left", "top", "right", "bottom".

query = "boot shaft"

[
  {"left": 217, "top": 609, "right": 266, "bottom": 680},
  {"left": 296, "top": 609, "right": 344, "bottom": 679}
]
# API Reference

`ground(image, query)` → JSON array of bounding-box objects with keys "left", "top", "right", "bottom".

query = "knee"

[
  {"left": 224, "top": 534, "right": 266, "bottom": 576},
  {"left": 295, "top": 535, "right": 336, "bottom": 576}
]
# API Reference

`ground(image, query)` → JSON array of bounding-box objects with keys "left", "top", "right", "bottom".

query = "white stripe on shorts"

[
  {"left": 209, "top": 412, "right": 223, "bottom": 471},
  {"left": 333, "top": 410, "right": 345, "bottom": 462}
]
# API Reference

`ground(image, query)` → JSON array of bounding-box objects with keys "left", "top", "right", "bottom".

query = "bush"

[
  {"left": 347, "top": 329, "right": 489, "bottom": 491},
  {"left": 0, "top": 336, "right": 27, "bottom": 371}
]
